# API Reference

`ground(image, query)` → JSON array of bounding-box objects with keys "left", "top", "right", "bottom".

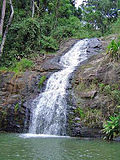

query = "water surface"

[{"left": 0, "top": 133, "right": 120, "bottom": 160}]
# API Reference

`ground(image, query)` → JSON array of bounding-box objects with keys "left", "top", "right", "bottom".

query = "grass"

[{"left": 0, "top": 58, "right": 33, "bottom": 74}]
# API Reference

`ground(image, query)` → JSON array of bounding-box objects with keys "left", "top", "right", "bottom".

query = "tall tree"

[
  {"left": 0, "top": 0, "right": 14, "bottom": 56},
  {"left": 81, "top": 0, "right": 118, "bottom": 34},
  {"left": 32, "top": 0, "right": 35, "bottom": 18},
  {"left": 0, "top": 0, "right": 6, "bottom": 38}
]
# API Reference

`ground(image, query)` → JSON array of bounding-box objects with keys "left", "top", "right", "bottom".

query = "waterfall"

[{"left": 29, "top": 39, "right": 88, "bottom": 135}]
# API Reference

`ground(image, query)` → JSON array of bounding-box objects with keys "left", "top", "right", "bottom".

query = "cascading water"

[{"left": 29, "top": 39, "right": 88, "bottom": 136}]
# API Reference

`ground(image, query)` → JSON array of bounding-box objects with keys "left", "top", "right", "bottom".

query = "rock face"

[
  {"left": 67, "top": 51, "right": 120, "bottom": 137},
  {"left": 0, "top": 71, "right": 41, "bottom": 132}
]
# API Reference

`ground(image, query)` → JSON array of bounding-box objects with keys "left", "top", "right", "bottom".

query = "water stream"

[{"left": 29, "top": 39, "right": 88, "bottom": 135}]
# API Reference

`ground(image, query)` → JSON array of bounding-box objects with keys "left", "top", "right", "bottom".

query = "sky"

[{"left": 75, "top": 0, "right": 83, "bottom": 8}]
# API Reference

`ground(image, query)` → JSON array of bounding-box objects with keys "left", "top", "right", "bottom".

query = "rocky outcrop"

[
  {"left": 67, "top": 52, "right": 120, "bottom": 138},
  {"left": 0, "top": 71, "right": 42, "bottom": 132}
]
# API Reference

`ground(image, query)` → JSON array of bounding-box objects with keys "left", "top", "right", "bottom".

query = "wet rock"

[
  {"left": 74, "top": 117, "right": 81, "bottom": 121},
  {"left": 113, "top": 136, "right": 120, "bottom": 142},
  {"left": 87, "top": 38, "right": 102, "bottom": 56},
  {"left": 41, "top": 58, "right": 62, "bottom": 72},
  {"left": 88, "top": 38, "right": 102, "bottom": 48},
  {"left": 80, "top": 127, "right": 102, "bottom": 138},
  {"left": 0, "top": 71, "right": 41, "bottom": 132},
  {"left": 80, "top": 90, "right": 97, "bottom": 99}
]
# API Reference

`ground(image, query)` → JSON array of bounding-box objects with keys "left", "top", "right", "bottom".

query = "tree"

[
  {"left": 81, "top": 0, "right": 118, "bottom": 34},
  {"left": 0, "top": 0, "right": 14, "bottom": 56},
  {"left": 32, "top": 0, "right": 35, "bottom": 18},
  {"left": 0, "top": 0, "right": 6, "bottom": 37}
]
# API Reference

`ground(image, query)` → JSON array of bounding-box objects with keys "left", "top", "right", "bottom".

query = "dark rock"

[
  {"left": 88, "top": 39, "right": 101, "bottom": 48},
  {"left": 80, "top": 90, "right": 97, "bottom": 99},
  {"left": 0, "top": 71, "right": 41, "bottom": 132},
  {"left": 41, "top": 58, "right": 62, "bottom": 72},
  {"left": 113, "top": 136, "right": 120, "bottom": 142},
  {"left": 79, "top": 127, "right": 102, "bottom": 138},
  {"left": 87, "top": 38, "right": 102, "bottom": 56}
]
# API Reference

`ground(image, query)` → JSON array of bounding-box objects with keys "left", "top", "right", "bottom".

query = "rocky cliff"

[
  {"left": 67, "top": 38, "right": 120, "bottom": 138},
  {"left": 0, "top": 37, "right": 119, "bottom": 138}
]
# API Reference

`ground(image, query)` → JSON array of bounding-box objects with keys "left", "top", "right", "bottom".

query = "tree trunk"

[
  {"left": 0, "top": 0, "right": 14, "bottom": 56},
  {"left": 32, "top": 0, "right": 35, "bottom": 18},
  {"left": 0, "top": 0, "right": 6, "bottom": 36},
  {"left": 37, "top": 0, "right": 39, "bottom": 7},
  {"left": 54, "top": 0, "right": 60, "bottom": 29}
]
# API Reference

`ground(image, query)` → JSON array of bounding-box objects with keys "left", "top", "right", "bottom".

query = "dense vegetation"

[
  {"left": 0, "top": 0, "right": 120, "bottom": 140},
  {"left": 0, "top": 0, "right": 120, "bottom": 67}
]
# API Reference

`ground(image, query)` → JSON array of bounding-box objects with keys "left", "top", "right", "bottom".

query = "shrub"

[
  {"left": 14, "top": 103, "right": 19, "bottom": 113},
  {"left": 38, "top": 76, "right": 46, "bottom": 88},
  {"left": 103, "top": 113, "right": 120, "bottom": 140},
  {"left": 104, "top": 85, "right": 112, "bottom": 95},
  {"left": 111, "top": 90, "right": 120, "bottom": 104},
  {"left": 111, "top": 17, "right": 120, "bottom": 34},
  {"left": 107, "top": 39, "right": 120, "bottom": 61},
  {"left": 10, "top": 58, "right": 33, "bottom": 73},
  {"left": 99, "top": 83, "right": 105, "bottom": 92},
  {"left": 40, "top": 36, "right": 58, "bottom": 52},
  {"left": 99, "top": 83, "right": 120, "bottom": 104},
  {"left": 75, "top": 107, "right": 85, "bottom": 118},
  {"left": 84, "top": 109, "right": 103, "bottom": 128}
]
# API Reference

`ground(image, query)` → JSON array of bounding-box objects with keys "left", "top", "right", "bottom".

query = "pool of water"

[{"left": 0, "top": 133, "right": 120, "bottom": 160}]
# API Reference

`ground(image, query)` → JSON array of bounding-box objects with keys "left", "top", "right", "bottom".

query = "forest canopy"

[{"left": 0, "top": 0, "right": 120, "bottom": 67}]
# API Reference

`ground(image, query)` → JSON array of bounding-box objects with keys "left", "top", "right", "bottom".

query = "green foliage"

[
  {"left": 75, "top": 107, "right": 103, "bottom": 128},
  {"left": 0, "top": 66, "right": 8, "bottom": 72},
  {"left": 111, "top": 90, "right": 120, "bottom": 104},
  {"left": 38, "top": 76, "right": 46, "bottom": 88},
  {"left": 5, "top": 18, "right": 41, "bottom": 56},
  {"left": 111, "top": 16, "right": 120, "bottom": 35},
  {"left": 75, "top": 107, "right": 85, "bottom": 118},
  {"left": 1, "top": 110, "right": 7, "bottom": 119},
  {"left": 0, "top": 0, "right": 106, "bottom": 67},
  {"left": 10, "top": 58, "right": 33, "bottom": 74},
  {"left": 1, "top": 0, "right": 120, "bottom": 68},
  {"left": 84, "top": 109, "right": 103, "bottom": 128},
  {"left": 81, "top": 0, "right": 118, "bottom": 34},
  {"left": 99, "top": 83, "right": 120, "bottom": 104},
  {"left": 103, "top": 112, "right": 120, "bottom": 140},
  {"left": 0, "top": 58, "right": 33, "bottom": 74},
  {"left": 99, "top": 83, "right": 105, "bottom": 92},
  {"left": 104, "top": 85, "right": 112, "bottom": 95},
  {"left": 107, "top": 39, "right": 120, "bottom": 60},
  {"left": 14, "top": 103, "right": 19, "bottom": 113},
  {"left": 0, "top": 58, "right": 33, "bottom": 73},
  {"left": 40, "top": 35, "right": 58, "bottom": 51}
]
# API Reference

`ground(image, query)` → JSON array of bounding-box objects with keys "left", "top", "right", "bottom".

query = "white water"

[
  {"left": 20, "top": 133, "right": 70, "bottom": 138},
  {"left": 29, "top": 39, "right": 88, "bottom": 136}
]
